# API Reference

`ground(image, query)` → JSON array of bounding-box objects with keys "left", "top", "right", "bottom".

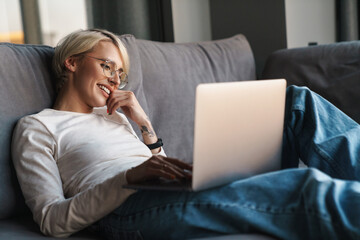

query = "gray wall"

[
  {"left": 171, "top": 0, "right": 212, "bottom": 43},
  {"left": 209, "top": 0, "right": 287, "bottom": 77}
]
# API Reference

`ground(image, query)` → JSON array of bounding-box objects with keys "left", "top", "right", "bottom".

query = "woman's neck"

[{"left": 53, "top": 86, "right": 93, "bottom": 114}]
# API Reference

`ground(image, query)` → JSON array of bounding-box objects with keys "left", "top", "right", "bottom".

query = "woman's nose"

[{"left": 108, "top": 75, "right": 120, "bottom": 87}]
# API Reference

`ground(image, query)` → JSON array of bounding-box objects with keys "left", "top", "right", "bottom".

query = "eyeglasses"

[{"left": 83, "top": 55, "right": 128, "bottom": 89}]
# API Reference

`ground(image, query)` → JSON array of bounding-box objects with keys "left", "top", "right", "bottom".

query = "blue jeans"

[{"left": 95, "top": 86, "right": 360, "bottom": 240}]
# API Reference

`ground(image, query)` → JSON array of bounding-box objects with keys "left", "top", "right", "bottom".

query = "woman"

[{"left": 12, "top": 29, "right": 360, "bottom": 240}]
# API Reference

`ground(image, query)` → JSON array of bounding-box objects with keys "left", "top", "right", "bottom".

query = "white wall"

[
  {"left": 0, "top": 0, "right": 22, "bottom": 32},
  {"left": 39, "top": 0, "right": 87, "bottom": 46},
  {"left": 171, "top": 0, "right": 212, "bottom": 43},
  {"left": 285, "top": 0, "right": 336, "bottom": 48}
]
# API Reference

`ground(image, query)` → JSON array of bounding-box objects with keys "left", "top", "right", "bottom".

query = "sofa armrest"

[{"left": 262, "top": 41, "right": 360, "bottom": 123}]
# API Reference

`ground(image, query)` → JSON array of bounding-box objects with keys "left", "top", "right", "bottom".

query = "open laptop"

[{"left": 124, "top": 79, "right": 287, "bottom": 192}]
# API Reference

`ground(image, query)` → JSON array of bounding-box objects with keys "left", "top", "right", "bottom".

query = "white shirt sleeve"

[{"left": 12, "top": 116, "right": 136, "bottom": 238}]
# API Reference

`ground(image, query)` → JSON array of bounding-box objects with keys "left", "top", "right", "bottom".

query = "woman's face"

[{"left": 70, "top": 40, "right": 123, "bottom": 111}]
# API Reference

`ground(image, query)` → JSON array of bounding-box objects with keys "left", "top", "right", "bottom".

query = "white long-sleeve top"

[{"left": 11, "top": 107, "right": 165, "bottom": 237}]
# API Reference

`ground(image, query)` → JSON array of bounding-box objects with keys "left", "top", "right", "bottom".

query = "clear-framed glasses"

[{"left": 83, "top": 55, "right": 128, "bottom": 89}]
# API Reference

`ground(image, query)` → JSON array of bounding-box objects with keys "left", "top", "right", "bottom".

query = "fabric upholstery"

[
  {"left": 262, "top": 41, "right": 360, "bottom": 124},
  {"left": 0, "top": 216, "right": 100, "bottom": 240},
  {"left": 137, "top": 35, "right": 256, "bottom": 163},
  {"left": 0, "top": 43, "right": 55, "bottom": 219},
  {"left": 117, "top": 35, "right": 149, "bottom": 125}
]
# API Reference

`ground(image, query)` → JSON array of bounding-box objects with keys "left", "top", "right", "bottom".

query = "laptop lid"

[{"left": 192, "top": 79, "right": 286, "bottom": 191}]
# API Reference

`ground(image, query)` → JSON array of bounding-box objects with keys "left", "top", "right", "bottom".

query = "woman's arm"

[
  {"left": 106, "top": 90, "right": 192, "bottom": 183},
  {"left": 12, "top": 117, "right": 135, "bottom": 237},
  {"left": 107, "top": 90, "right": 162, "bottom": 153}
]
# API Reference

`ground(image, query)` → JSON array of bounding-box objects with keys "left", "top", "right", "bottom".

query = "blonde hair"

[{"left": 53, "top": 29, "right": 130, "bottom": 92}]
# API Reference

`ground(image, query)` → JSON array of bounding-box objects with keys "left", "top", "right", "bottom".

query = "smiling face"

[{"left": 63, "top": 40, "right": 123, "bottom": 113}]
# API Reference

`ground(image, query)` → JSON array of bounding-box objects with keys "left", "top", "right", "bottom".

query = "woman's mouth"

[{"left": 97, "top": 84, "right": 110, "bottom": 95}]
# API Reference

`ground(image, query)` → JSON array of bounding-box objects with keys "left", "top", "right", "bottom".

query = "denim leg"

[
  {"left": 97, "top": 168, "right": 360, "bottom": 240},
  {"left": 282, "top": 86, "right": 360, "bottom": 180}
]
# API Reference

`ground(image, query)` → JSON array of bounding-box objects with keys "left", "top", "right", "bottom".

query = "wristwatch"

[{"left": 146, "top": 138, "right": 163, "bottom": 150}]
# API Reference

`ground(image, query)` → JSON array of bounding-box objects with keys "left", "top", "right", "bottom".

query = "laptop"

[{"left": 124, "top": 79, "right": 287, "bottom": 192}]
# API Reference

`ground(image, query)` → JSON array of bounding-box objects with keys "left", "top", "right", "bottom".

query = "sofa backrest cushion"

[
  {"left": 0, "top": 34, "right": 141, "bottom": 219},
  {"left": 262, "top": 41, "right": 360, "bottom": 124},
  {"left": 136, "top": 35, "right": 256, "bottom": 163},
  {"left": 0, "top": 43, "right": 55, "bottom": 219}
]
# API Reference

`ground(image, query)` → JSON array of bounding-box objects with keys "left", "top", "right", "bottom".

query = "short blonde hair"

[{"left": 53, "top": 29, "right": 130, "bottom": 92}]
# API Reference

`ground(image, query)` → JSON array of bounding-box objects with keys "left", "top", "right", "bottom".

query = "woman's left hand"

[{"left": 107, "top": 90, "right": 148, "bottom": 125}]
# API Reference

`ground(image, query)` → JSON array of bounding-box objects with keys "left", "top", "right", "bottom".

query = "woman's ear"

[{"left": 64, "top": 56, "right": 78, "bottom": 72}]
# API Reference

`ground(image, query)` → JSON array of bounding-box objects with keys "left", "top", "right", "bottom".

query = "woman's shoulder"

[
  {"left": 17, "top": 109, "right": 52, "bottom": 125},
  {"left": 17, "top": 108, "right": 63, "bottom": 125},
  {"left": 16, "top": 108, "right": 85, "bottom": 132},
  {"left": 13, "top": 109, "right": 55, "bottom": 140}
]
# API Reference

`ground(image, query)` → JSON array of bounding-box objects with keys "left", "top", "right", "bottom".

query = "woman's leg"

[
  {"left": 96, "top": 86, "right": 360, "bottom": 239},
  {"left": 282, "top": 86, "right": 360, "bottom": 180},
  {"left": 97, "top": 168, "right": 360, "bottom": 240}
]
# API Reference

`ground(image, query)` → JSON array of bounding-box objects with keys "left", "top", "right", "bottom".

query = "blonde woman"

[{"left": 12, "top": 29, "right": 360, "bottom": 240}]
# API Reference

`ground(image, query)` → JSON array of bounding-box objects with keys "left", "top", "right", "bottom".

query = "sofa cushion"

[
  {"left": 118, "top": 35, "right": 149, "bottom": 123},
  {"left": 0, "top": 43, "right": 55, "bottom": 219},
  {"left": 0, "top": 34, "right": 141, "bottom": 219},
  {"left": 0, "top": 216, "right": 100, "bottom": 240},
  {"left": 262, "top": 41, "right": 360, "bottom": 124},
  {"left": 136, "top": 35, "right": 256, "bottom": 163}
]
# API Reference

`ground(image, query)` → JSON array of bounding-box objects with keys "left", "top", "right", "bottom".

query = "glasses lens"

[
  {"left": 102, "top": 61, "right": 115, "bottom": 78},
  {"left": 118, "top": 72, "right": 128, "bottom": 90}
]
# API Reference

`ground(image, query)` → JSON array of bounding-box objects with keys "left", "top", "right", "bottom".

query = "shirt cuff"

[{"left": 153, "top": 147, "right": 166, "bottom": 157}]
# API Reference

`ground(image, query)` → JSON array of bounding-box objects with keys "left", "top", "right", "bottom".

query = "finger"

[
  {"left": 108, "top": 97, "right": 130, "bottom": 115},
  {"left": 108, "top": 92, "right": 129, "bottom": 105},
  {"left": 152, "top": 158, "right": 192, "bottom": 179},
  {"left": 107, "top": 90, "right": 130, "bottom": 106},
  {"left": 146, "top": 168, "right": 177, "bottom": 180},
  {"left": 157, "top": 156, "right": 193, "bottom": 170},
  {"left": 152, "top": 156, "right": 193, "bottom": 179},
  {"left": 152, "top": 162, "right": 188, "bottom": 179},
  {"left": 107, "top": 95, "right": 129, "bottom": 114},
  {"left": 111, "top": 100, "right": 128, "bottom": 115}
]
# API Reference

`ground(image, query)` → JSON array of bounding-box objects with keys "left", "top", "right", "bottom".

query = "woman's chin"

[{"left": 92, "top": 100, "right": 107, "bottom": 108}]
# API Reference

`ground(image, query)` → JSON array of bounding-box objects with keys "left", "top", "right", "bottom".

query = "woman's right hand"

[{"left": 126, "top": 155, "right": 193, "bottom": 184}]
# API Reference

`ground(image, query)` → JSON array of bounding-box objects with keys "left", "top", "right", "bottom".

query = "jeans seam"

[
  {"left": 117, "top": 201, "right": 333, "bottom": 223},
  {"left": 188, "top": 201, "right": 332, "bottom": 220},
  {"left": 312, "top": 141, "right": 348, "bottom": 177},
  {"left": 291, "top": 107, "right": 348, "bottom": 178}
]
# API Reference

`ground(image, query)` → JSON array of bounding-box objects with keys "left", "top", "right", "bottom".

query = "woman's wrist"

[
  {"left": 135, "top": 115, "right": 151, "bottom": 128},
  {"left": 138, "top": 120, "right": 156, "bottom": 140}
]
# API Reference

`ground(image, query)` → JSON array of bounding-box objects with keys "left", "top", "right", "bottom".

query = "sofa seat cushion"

[
  {"left": 0, "top": 216, "right": 100, "bottom": 240},
  {"left": 0, "top": 216, "right": 276, "bottom": 240}
]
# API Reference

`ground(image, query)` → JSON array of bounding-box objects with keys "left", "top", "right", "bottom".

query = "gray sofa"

[{"left": 0, "top": 34, "right": 359, "bottom": 239}]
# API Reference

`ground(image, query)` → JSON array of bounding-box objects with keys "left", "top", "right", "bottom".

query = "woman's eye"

[{"left": 101, "top": 64, "right": 111, "bottom": 71}]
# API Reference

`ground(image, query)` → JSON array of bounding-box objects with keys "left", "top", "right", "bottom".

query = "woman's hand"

[
  {"left": 107, "top": 90, "right": 148, "bottom": 126},
  {"left": 126, "top": 155, "right": 193, "bottom": 184},
  {"left": 107, "top": 90, "right": 161, "bottom": 154}
]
